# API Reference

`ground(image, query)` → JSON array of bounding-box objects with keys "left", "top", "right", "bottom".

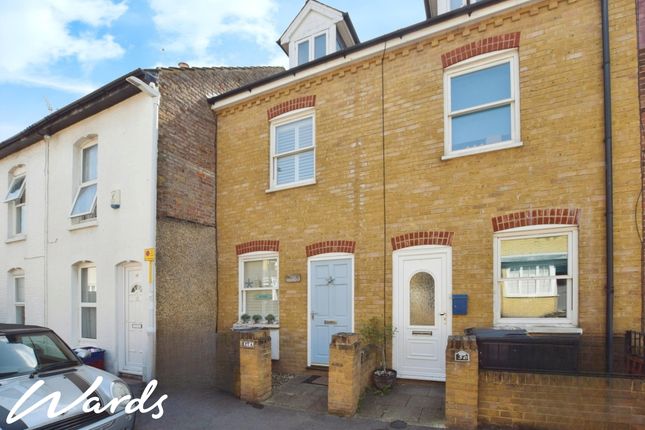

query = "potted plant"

[
  {"left": 252, "top": 314, "right": 263, "bottom": 324},
  {"left": 359, "top": 317, "right": 397, "bottom": 391},
  {"left": 240, "top": 313, "right": 251, "bottom": 324},
  {"left": 265, "top": 314, "right": 276, "bottom": 324}
]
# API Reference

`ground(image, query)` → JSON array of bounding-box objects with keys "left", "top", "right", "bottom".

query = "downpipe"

[{"left": 600, "top": 0, "right": 614, "bottom": 373}]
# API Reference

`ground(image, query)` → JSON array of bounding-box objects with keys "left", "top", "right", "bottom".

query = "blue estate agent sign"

[
  {"left": 255, "top": 293, "right": 273, "bottom": 300},
  {"left": 455, "top": 350, "right": 470, "bottom": 362}
]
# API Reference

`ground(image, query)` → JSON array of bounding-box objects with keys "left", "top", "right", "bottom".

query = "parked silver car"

[{"left": 0, "top": 324, "right": 136, "bottom": 430}]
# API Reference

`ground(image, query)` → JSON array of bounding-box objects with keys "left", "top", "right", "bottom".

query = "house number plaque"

[
  {"left": 285, "top": 274, "right": 301, "bottom": 283},
  {"left": 455, "top": 350, "right": 470, "bottom": 362},
  {"left": 241, "top": 340, "right": 255, "bottom": 349}
]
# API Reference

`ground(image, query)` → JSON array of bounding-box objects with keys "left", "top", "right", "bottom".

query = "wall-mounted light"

[{"left": 111, "top": 190, "right": 121, "bottom": 209}]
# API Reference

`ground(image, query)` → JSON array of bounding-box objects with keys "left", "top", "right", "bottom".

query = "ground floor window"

[
  {"left": 79, "top": 265, "right": 97, "bottom": 339},
  {"left": 238, "top": 252, "right": 279, "bottom": 324},
  {"left": 494, "top": 226, "right": 577, "bottom": 327},
  {"left": 13, "top": 273, "right": 25, "bottom": 324}
]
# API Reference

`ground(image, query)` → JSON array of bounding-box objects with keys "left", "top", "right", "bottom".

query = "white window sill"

[
  {"left": 266, "top": 180, "right": 316, "bottom": 193},
  {"left": 68, "top": 220, "right": 98, "bottom": 231},
  {"left": 5, "top": 235, "right": 26, "bottom": 244},
  {"left": 441, "top": 140, "right": 523, "bottom": 160},
  {"left": 232, "top": 323, "right": 280, "bottom": 330},
  {"left": 495, "top": 324, "right": 583, "bottom": 335}
]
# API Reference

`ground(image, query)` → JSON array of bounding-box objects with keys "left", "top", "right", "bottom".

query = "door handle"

[
  {"left": 311, "top": 312, "right": 317, "bottom": 320},
  {"left": 440, "top": 313, "right": 447, "bottom": 316}
]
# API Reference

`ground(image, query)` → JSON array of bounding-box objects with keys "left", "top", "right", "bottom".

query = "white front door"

[
  {"left": 393, "top": 246, "right": 451, "bottom": 381},
  {"left": 124, "top": 267, "right": 145, "bottom": 375}
]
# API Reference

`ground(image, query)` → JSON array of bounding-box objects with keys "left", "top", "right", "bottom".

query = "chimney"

[{"left": 178, "top": 62, "right": 190, "bottom": 69}]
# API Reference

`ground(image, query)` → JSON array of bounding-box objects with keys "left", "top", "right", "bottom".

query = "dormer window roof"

[{"left": 278, "top": 0, "right": 359, "bottom": 68}]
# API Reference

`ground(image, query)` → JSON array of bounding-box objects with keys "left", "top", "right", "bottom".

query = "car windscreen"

[{"left": 0, "top": 332, "right": 80, "bottom": 378}]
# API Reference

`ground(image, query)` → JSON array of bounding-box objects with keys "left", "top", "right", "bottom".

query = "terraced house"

[
  {"left": 211, "top": 0, "right": 643, "bottom": 385},
  {"left": 0, "top": 65, "right": 281, "bottom": 385}
]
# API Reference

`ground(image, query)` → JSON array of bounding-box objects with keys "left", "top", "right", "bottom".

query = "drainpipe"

[
  {"left": 43, "top": 134, "right": 51, "bottom": 326},
  {"left": 600, "top": 0, "right": 614, "bottom": 373},
  {"left": 127, "top": 76, "right": 160, "bottom": 381}
]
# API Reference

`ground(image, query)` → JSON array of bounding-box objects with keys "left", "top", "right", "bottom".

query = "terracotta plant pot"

[{"left": 373, "top": 368, "right": 397, "bottom": 390}]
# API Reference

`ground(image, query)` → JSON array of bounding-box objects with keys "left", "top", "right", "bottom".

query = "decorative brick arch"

[
  {"left": 441, "top": 32, "right": 521, "bottom": 68},
  {"left": 306, "top": 240, "right": 355, "bottom": 257},
  {"left": 391, "top": 231, "right": 454, "bottom": 251},
  {"left": 492, "top": 209, "right": 580, "bottom": 232},
  {"left": 267, "top": 96, "right": 316, "bottom": 120},
  {"left": 236, "top": 240, "right": 280, "bottom": 255}
]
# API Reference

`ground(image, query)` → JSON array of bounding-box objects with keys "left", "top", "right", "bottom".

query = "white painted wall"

[{"left": 0, "top": 92, "right": 158, "bottom": 379}]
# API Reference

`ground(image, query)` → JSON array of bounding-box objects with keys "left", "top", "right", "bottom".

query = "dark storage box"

[{"left": 466, "top": 327, "right": 581, "bottom": 372}]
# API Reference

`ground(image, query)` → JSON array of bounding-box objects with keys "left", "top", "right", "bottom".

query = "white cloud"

[
  {"left": 149, "top": 0, "right": 280, "bottom": 66},
  {"left": 0, "top": 0, "right": 127, "bottom": 91}
]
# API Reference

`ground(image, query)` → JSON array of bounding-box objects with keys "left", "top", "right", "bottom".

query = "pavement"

[{"left": 134, "top": 385, "right": 437, "bottom": 430}]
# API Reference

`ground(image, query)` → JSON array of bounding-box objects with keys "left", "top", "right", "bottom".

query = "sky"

[{"left": 0, "top": 0, "right": 427, "bottom": 141}]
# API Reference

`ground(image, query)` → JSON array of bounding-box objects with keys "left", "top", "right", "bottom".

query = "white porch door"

[
  {"left": 393, "top": 247, "right": 451, "bottom": 381},
  {"left": 124, "top": 267, "right": 145, "bottom": 375}
]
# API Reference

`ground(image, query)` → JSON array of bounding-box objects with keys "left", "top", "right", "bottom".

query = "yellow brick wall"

[
  {"left": 216, "top": 0, "right": 641, "bottom": 373},
  {"left": 478, "top": 370, "right": 645, "bottom": 428}
]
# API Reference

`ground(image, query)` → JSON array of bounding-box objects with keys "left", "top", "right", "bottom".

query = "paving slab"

[
  {"left": 262, "top": 374, "right": 446, "bottom": 429},
  {"left": 134, "top": 385, "right": 433, "bottom": 430}
]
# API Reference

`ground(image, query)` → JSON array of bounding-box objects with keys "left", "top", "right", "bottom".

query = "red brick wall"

[
  {"left": 155, "top": 66, "right": 282, "bottom": 386},
  {"left": 156, "top": 67, "right": 283, "bottom": 226}
]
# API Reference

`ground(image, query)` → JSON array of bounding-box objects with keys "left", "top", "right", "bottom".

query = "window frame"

[
  {"left": 238, "top": 252, "right": 279, "bottom": 324},
  {"left": 70, "top": 141, "right": 98, "bottom": 220},
  {"left": 437, "top": 0, "right": 481, "bottom": 14},
  {"left": 78, "top": 264, "right": 98, "bottom": 341},
  {"left": 13, "top": 273, "right": 25, "bottom": 324},
  {"left": 5, "top": 173, "right": 26, "bottom": 238},
  {"left": 493, "top": 225, "right": 578, "bottom": 330},
  {"left": 443, "top": 49, "right": 521, "bottom": 160},
  {"left": 269, "top": 108, "right": 316, "bottom": 192},
  {"left": 295, "top": 30, "right": 329, "bottom": 65}
]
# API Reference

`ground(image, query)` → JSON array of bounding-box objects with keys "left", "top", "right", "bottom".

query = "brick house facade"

[
  {"left": 153, "top": 66, "right": 283, "bottom": 386},
  {"left": 212, "top": 0, "right": 641, "bottom": 377}
]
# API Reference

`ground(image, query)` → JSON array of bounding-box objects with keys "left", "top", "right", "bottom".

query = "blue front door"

[{"left": 310, "top": 258, "right": 353, "bottom": 365}]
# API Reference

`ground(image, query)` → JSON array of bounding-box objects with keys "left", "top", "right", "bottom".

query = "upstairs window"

[
  {"left": 296, "top": 32, "right": 328, "bottom": 66},
  {"left": 4, "top": 169, "right": 26, "bottom": 238},
  {"left": 494, "top": 226, "right": 578, "bottom": 328},
  {"left": 444, "top": 50, "right": 520, "bottom": 158},
  {"left": 71, "top": 142, "right": 98, "bottom": 221},
  {"left": 270, "top": 110, "right": 315, "bottom": 190}
]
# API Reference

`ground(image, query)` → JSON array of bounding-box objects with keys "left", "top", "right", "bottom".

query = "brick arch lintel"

[
  {"left": 492, "top": 209, "right": 580, "bottom": 232},
  {"left": 391, "top": 231, "right": 454, "bottom": 251},
  {"left": 236, "top": 240, "right": 280, "bottom": 255},
  {"left": 441, "top": 32, "right": 521, "bottom": 68},
  {"left": 267, "top": 96, "right": 316, "bottom": 120},
  {"left": 306, "top": 240, "right": 356, "bottom": 257}
]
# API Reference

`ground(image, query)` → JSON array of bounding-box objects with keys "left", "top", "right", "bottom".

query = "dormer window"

[
  {"left": 278, "top": 0, "right": 359, "bottom": 69},
  {"left": 297, "top": 32, "right": 328, "bottom": 66},
  {"left": 436, "top": 0, "right": 481, "bottom": 15}
]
